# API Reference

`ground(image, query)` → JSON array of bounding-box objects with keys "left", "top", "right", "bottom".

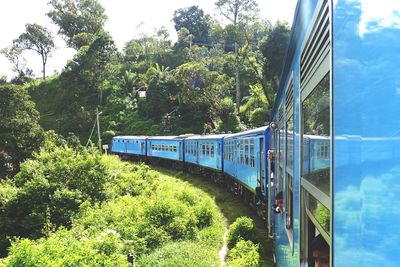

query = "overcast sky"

[{"left": 0, "top": 0, "right": 297, "bottom": 80}]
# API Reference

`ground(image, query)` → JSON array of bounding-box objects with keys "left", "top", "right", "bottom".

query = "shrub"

[
  {"left": 227, "top": 217, "right": 257, "bottom": 249},
  {"left": 227, "top": 239, "right": 260, "bottom": 267},
  {"left": 1, "top": 229, "right": 128, "bottom": 267},
  {"left": 139, "top": 241, "right": 219, "bottom": 267}
]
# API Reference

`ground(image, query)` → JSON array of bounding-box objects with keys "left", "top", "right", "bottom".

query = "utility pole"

[
  {"left": 235, "top": 42, "right": 240, "bottom": 112},
  {"left": 96, "top": 107, "right": 102, "bottom": 152}
]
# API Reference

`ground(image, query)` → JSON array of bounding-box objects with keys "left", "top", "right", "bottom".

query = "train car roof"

[
  {"left": 224, "top": 126, "right": 269, "bottom": 139},
  {"left": 113, "top": 136, "right": 148, "bottom": 140},
  {"left": 147, "top": 136, "right": 184, "bottom": 140},
  {"left": 185, "top": 134, "right": 229, "bottom": 140}
]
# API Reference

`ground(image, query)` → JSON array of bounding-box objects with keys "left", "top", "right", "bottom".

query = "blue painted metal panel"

[
  {"left": 270, "top": 0, "right": 318, "bottom": 265},
  {"left": 111, "top": 136, "right": 147, "bottom": 155},
  {"left": 224, "top": 127, "right": 270, "bottom": 191},
  {"left": 333, "top": 1, "right": 400, "bottom": 266},
  {"left": 185, "top": 135, "right": 227, "bottom": 171},
  {"left": 147, "top": 138, "right": 183, "bottom": 161}
]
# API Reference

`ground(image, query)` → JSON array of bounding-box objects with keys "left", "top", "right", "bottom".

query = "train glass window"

[
  {"left": 302, "top": 73, "right": 330, "bottom": 196},
  {"left": 211, "top": 144, "right": 215, "bottom": 158},
  {"left": 202, "top": 143, "right": 206, "bottom": 155},
  {"left": 286, "top": 174, "right": 294, "bottom": 229},
  {"left": 245, "top": 139, "right": 249, "bottom": 165},
  {"left": 173, "top": 146, "right": 177, "bottom": 152},
  {"left": 305, "top": 190, "right": 330, "bottom": 235},
  {"left": 240, "top": 140, "right": 245, "bottom": 164},
  {"left": 250, "top": 139, "right": 255, "bottom": 168}
]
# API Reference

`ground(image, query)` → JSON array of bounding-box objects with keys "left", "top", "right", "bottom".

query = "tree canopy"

[
  {"left": 47, "top": 0, "right": 107, "bottom": 49},
  {"left": 13, "top": 23, "right": 55, "bottom": 79}
]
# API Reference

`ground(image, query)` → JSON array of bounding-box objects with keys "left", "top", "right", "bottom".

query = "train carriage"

[
  {"left": 223, "top": 126, "right": 270, "bottom": 198},
  {"left": 146, "top": 136, "right": 183, "bottom": 162},
  {"left": 269, "top": 0, "right": 400, "bottom": 266},
  {"left": 110, "top": 136, "right": 148, "bottom": 156},
  {"left": 184, "top": 134, "right": 227, "bottom": 172}
]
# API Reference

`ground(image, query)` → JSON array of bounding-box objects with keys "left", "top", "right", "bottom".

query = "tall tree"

[
  {"left": 260, "top": 21, "right": 290, "bottom": 102},
  {"left": 215, "top": 0, "right": 259, "bottom": 25},
  {"left": 14, "top": 23, "right": 55, "bottom": 79},
  {"left": 47, "top": 0, "right": 107, "bottom": 49},
  {"left": 215, "top": 0, "right": 259, "bottom": 112},
  {"left": 173, "top": 6, "right": 211, "bottom": 45}
]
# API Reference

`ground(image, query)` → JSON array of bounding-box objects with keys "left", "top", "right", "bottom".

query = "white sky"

[{"left": 0, "top": 0, "right": 297, "bottom": 80}]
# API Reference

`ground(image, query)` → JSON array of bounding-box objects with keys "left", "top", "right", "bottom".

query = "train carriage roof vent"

[
  {"left": 300, "top": 0, "right": 330, "bottom": 89},
  {"left": 286, "top": 78, "right": 294, "bottom": 116}
]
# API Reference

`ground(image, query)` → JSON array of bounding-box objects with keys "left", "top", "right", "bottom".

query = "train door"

[
  {"left": 260, "top": 137, "right": 265, "bottom": 193},
  {"left": 267, "top": 132, "right": 275, "bottom": 237},
  {"left": 196, "top": 141, "right": 199, "bottom": 164},
  {"left": 217, "top": 142, "right": 221, "bottom": 169},
  {"left": 141, "top": 141, "right": 145, "bottom": 154},
  {"left": 234, "top": 139, "right": 238, "bottom": 178},
  {"left": 179, "top": 142, "right": 182, "bottom": 160},
  {"left": 124, "top": 140, "right": 128, "bottom": 153}
]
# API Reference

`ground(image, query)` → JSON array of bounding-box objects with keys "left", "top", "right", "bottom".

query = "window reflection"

[
  {"left": 306, "top": 190, "right": 330, "bottom": 235},
  {"left": 302, "top": 73, "right": 331, "bottom": 196}
]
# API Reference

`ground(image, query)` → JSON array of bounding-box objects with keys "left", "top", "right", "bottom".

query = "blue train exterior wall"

[
  {"left": 333, "top": 0, "right": 400, "bottom": 266},
  {"left": 271, "top": 0, "right": 400, "bottom": 266},
  {"left": 270, "top": 0, "right": 320, "bottom": 265},
  {"left": 110, "top": 136, "right": 147, "bottom": 155},
  {"left": 224, "top": 127, "right": 269, "bottom": 192},
  {"left": 185, "top": 135, "right": 226, "bottom": 171},
  {"left": 147, "top": 137, "right": 183, "bottom": 161}
]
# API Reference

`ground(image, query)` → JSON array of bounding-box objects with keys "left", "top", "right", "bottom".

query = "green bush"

[
  {"left": 227, "top": 217, "right": 257, "bottom": 249},
  {"left": 139, "top": 241, "right": 220, "bottom": 267},
  {"left": 0, "top": 151, "right": 226, "bottom": 265},
  {"left": 227, "top": 239, "right": 260, "bottom": 267},
  {"left": 1, "top": 229, "right": 128, "bottom": 267}
]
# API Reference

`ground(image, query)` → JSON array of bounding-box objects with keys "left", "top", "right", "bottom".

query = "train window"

[
  {"left": 286, "top": 174, "right": 294, "bottom": 230},
  {"left": 245, "top": 139, "right": 249, "bottom": 165},
  {"left": 202, "top": 143, "right": 206, "bottom": 155},
  {"left": 300, "top": 1, "right": 331, "bottom": 263},
  {"left": 211, "top": 143, "right": 214, "bottom": 158},
  {"left": 250, "top": 139, "right": 255, "bottom": 168},
  {"left": 302, "top": 73, "right": 330, "bottom": 196},
  {"left": 240, "top": 140, "right": 244, "bottom": 164}
]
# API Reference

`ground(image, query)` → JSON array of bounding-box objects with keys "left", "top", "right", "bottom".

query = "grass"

[{"left": 151, "top": 166, "right": 274, "bottom": 266}]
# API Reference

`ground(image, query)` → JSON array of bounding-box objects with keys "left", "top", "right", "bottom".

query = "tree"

[
  {"left": 215, "top": 0, "right": 259, "bottom": 25},
  {"left": 63, "top": 32, "right": 118, "bottom": 106},
  {"left": 215, "top": 0, "right": 259, "bottom": 112},
  {"left": 14, "top": 24, "right": 55, "bottom": 79},
  {"left": 260, "top": 21, "right": 290, "bottom": 102},
  {"left": 173, "top": 6, "right": 211, "bottom": 45},
  {"left": 47, "top": 0, "right": 107, "bottom": 49},
  {"left": 0, "top": 84, "right": 44, "bottom": 174}
]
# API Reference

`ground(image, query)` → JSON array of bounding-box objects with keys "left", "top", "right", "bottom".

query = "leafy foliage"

[
  {"left": 47, "top": 0, "right": 107, "bottom": 49},
  {"left": 0, "top": 150, "right": 225, "bottom": 264},
  {"left": 227, "top": 239, "right": 260, "bottom": 267},
  {"left": 173, "top": 6, "right": 211, "bottom": 45},
  {"left": 0, "top": 84, "right": 44, "bottom": 175},
  {"left": 227, "top": 216, "right": 257, "bottom": 249}
]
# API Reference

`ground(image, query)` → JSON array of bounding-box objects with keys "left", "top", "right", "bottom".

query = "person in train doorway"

[
  {"left": 272, "top": 191, "right": 283, "bottom": 213},
  {"left": 312, "top": 234, "right": 330, "bottom": 267}
]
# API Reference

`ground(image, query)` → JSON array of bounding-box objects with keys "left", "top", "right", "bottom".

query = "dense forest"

[{"left": 1, "top": 0, "right": 290, "bottom": 175}]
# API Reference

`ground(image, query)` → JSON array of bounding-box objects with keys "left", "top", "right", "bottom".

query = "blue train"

[
  {"left": 268, "top": 0, "right": 400, "bottom": 266},
  {"left": 112, "top": 0, "right": 400, "bottom": 265}
]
